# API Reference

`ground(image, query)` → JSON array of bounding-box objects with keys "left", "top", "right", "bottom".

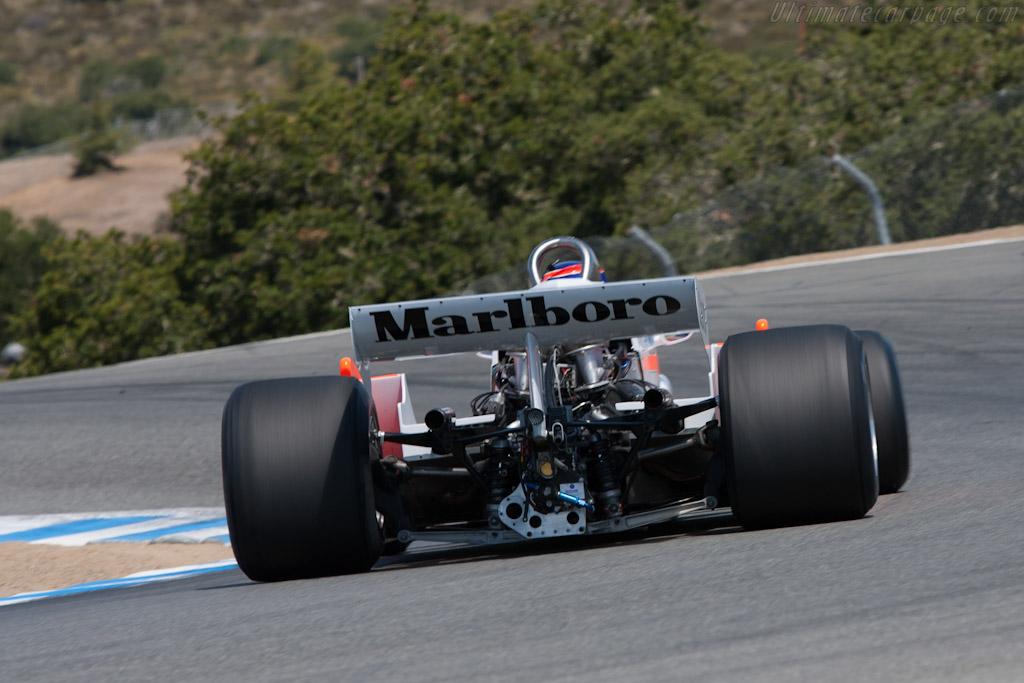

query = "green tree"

[
  {"left": 10, "top": 231, "right": 208, "bottom": 375},
  {"left": 123, "top": 55, "right": 168, "bottom": 89},
  {"left": 71, "top": 105, "right": 122, "bottom": 177},
  {"left": 0, "top": 101, "right": 91, "bottom": 157},
  {"left": 0, "top": 211, "right": 62, "bottom": 346},
  {"left": 285, "top": 40, "right": 334, "bottom": 93}
]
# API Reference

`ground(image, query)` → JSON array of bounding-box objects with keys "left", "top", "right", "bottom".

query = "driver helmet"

[{"left": 542, "top": 260, "right": 607, "bottom": 283}]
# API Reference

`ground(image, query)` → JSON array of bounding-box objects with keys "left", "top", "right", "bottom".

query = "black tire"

[
  {"left": 222, "top": 376, "right": 382, "bottom": 582},
  {"left": 856, "top": 330, "right": 910, "bottom": 494},
  {"left": 719, "top": 325, "right": 878, "bottom": 529}
]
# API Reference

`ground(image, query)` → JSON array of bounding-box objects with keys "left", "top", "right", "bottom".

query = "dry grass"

[{"left": 0, "top": 136, "right": 198, "bottom": 235}]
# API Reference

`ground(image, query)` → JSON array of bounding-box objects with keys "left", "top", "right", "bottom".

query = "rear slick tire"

[
  {"left": 222, "top": 376, "right": 382, "bottom": 582},
  {"left": 856, "top": 330, "right": 910, "bottom": 494},
  {"left": 719, "top": 325, "right": 878, "bottom": 529}
]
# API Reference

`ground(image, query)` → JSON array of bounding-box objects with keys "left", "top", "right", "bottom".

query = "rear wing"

[{"left": 350, "top": 276, "right": 709, "bottom": 363}]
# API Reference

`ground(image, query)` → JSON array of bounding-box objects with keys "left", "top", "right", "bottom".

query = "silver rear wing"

[{"left": 350, "top": 276, "right": 709, "bottom": 363}]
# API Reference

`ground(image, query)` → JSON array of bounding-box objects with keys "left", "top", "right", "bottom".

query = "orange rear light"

[
  {"left": 339, "top": 357, "right": 363, "bottom": 382},
  {"left": 642, "top": 353, "right": 660, "bottom": 373},
  {"left": 755, "top": 318, "right": 770, "bottom": 331}
]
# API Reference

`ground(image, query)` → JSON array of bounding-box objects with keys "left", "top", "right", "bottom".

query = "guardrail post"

[
  {"left": 627, "top": 225, "right": 677, "bottom": 276},
  {"left": 832, "top": 154, "right": 892, "bottom": 246}
]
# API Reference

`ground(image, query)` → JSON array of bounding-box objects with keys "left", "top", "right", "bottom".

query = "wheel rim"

[{"left": 863, "top": 361, "right": 880, "bottom": 482}]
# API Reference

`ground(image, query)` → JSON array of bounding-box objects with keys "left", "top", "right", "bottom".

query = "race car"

[{"left": 221, "top": 236, "right": 910, "bottom": 582}]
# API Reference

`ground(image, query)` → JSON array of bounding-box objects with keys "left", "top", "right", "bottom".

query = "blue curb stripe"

[
  {"left": 102, "top": 518, "right": 228, "bottom": 543},
  {"left": 0, "top": 516, "right": 159, "bottom": 543},
  {"left": 0, "top": 561, "right": 239, "bottom": 607}
]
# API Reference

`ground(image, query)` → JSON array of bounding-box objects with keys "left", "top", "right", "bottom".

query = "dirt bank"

[{"left": 0, "top": 137, "right": 199, "bottom": 235}]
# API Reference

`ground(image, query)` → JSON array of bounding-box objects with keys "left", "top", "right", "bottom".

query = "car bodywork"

[
  {"left": 223, "top": 236, "right": 905, "bottom": 581},
  {"left": 348, "top": 238, "right": 729, "bottom": 547}
]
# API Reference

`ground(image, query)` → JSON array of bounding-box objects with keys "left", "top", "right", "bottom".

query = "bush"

[
  {"left": 330, "top": 17, "right": 382, "bottom": 80},
  {"left": 255, "top": 36, "right": 299, "bottom": 67},
  {"left": 79, "top": 58, "right": 117, "bottom": 101},
  {"left": 0, "top": 101, "right": 91, "bottom": 156},
  {"left": 9, "top": 231, "right": 209, "bottom": 375},
  {"left": 0, "top": 211, "right": 62, "bottom": 346},
  {"left": 79, "top": 55, "right": 170, "bottom": 103},
  {"left": 123, "top": 55, "right": 168, "bottom": 89},
  {"left": 0, "top": 60, "right": 17, "bottom": 85},
  {"left": 71, "top": 106, "right": 122, "bottom": 177},
  {"left": 109, "top": 89, "right": 182, "bottom": 120},
  {"left": 284, "top": 41, "right": 334, "bottom": 93}
]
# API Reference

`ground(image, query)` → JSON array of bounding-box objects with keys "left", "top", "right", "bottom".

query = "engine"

[{"left": 459, "top": 339, "right": 677, "bottom": 538}]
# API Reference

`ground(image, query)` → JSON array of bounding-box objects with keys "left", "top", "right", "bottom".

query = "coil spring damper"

[
  {"left": 590, "top": 452, "right": 623, "bottom": 517},
  {"left": 486, "top": 443, "right": 514, "bottom": 528}
]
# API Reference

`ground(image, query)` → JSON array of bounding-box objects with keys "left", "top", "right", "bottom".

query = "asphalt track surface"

[{"left": 1, "top": 241, "right": 1022, "bottom": 681}]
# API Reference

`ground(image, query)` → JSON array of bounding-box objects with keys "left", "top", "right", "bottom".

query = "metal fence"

[{"left": 110, "top": 106, "right": 232, "bottom": 142}]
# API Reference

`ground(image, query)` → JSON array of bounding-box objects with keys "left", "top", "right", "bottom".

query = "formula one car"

[{"left": 222, "top": 237, "right": 910, "bottom": 582}]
